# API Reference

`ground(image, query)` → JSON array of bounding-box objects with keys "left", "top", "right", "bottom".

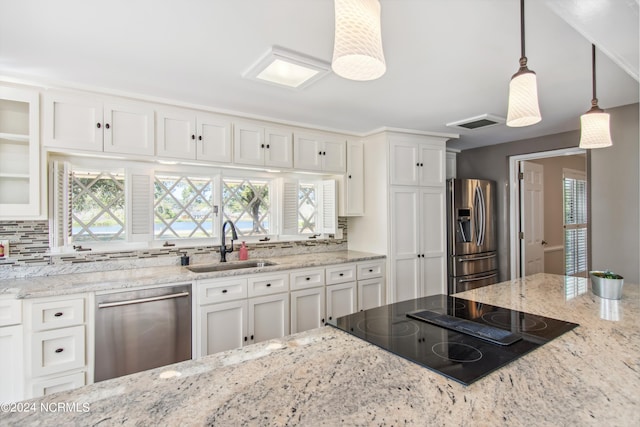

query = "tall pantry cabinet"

[{"left": 347, "top": 131, "right": 452, "bottom": 303}]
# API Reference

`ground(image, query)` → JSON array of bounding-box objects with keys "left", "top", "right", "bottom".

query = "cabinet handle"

[
  {"left": 261, "top": 144, "right": 265, "bottom": 148},
  {"left": 198, "top": 135, "right": 202, "bottom": 141},
  {"left": 105, "top": 123, "right": 110, "bottom": 130},
  {"left": 266, "top": 283, "right": 271, "bottom": 287},
  {"left": 266, "top": 144, "right": 270, "bottom": 149},
  {"left": 348, "top": 175, "right": 352, "bottom": 179},
  {"left": 322, "top": 318, "right": 325, "bottom": 324},
  {"left": 222, "top": 289, "right": 228, "bottom": 294},
  {"left": 96, "top": 123, "right": 101, "bottom": 129},
  {"left": 318, "top": 151, "right": 322, "bottom": 155},
  {"left": 306, "top": 277, "right": 310, "bottom": 281},
  {"left": 250, "top": 335, "right": 254, "bottom": 340},
  {"left": 323, "top": 151, "right": 326, "bottom": 155},
  {"left": 339, "top": 273, "right": 344, "bottom": 276},
  {"left": 244, "top": 336, "right": 248, "bottom": 342},
  {"left": 329, "top": 316, "right": 332, "bottom": 320},
  {"left": 421, "top": 254, "right": 425, "bottom": 258},
  {"left": 416, "top": 162, "right": 420, "bottom": 167},
  {"left": 55, "top": 348, "right": 64, "bottom": 353},
  {"left": 54, "top": 312, "right": 63, "bottom": 317},
  {"left": 369, "top": 269, "right": 373, "bottom": 272},
  {"left": 420, "top": 163, "right": 424, "bottom": 167},
  {"left": 191, "top": 134, "right": 195, "bottom": 140}
]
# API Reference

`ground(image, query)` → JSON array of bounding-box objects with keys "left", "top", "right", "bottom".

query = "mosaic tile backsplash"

[{"left": 0, "top": 218, "right": 348, "bottom": 279}]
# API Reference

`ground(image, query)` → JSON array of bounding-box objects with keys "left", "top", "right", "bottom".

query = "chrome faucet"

[{"left": 220, "top": 220, "right": 238, "bottom": 262}]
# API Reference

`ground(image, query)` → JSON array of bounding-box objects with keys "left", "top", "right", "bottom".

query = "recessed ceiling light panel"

[{"left": 243, "top": 46, "right": 331, "bottom": 89}]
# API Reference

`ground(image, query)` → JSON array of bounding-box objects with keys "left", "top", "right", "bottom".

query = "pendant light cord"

[
  {"left": 591, "top": 44, "right": 598, "bottom": 106},
  {"left": 518, "top": 0, "right": 528, "bottom": 68}
]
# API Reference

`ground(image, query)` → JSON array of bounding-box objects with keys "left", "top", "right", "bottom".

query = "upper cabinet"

[
  {"left": 157, "top": 107, "right": 231, "bottom": 163},
  {"left": 339, "top": 139, "right": 364, "bottom": 216},
  {"left": 234, "top": 121, "right": 292, "bottom": 168},
  {"left": 446, "top": 151, "right": 457, "bottom": 179},
  {"left": 0, "top": 86, "right": 42, "bottom": 219},
  {"left": 43, "top": 91, "right": 154, "bottom": 156},
  {"left": 293, "top": 132, "right": 346, "bottom": 173},
  {"left": 389, "top": 136, "right": 445, "bottom": 187}
]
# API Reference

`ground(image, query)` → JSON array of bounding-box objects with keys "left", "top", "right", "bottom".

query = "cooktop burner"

[{"left": 328, "top": 295, "right": 578, "bottom": 385}]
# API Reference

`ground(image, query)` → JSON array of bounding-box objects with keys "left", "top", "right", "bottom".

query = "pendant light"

[
  {"left": 506, "top": 0, "right": 541, "bottom": 127},
  {"left": 579, "top": 44, "right": 612, "bottom": 149},
  {"left": 332, "top": 0, "right": 386, "bottom": 81}
]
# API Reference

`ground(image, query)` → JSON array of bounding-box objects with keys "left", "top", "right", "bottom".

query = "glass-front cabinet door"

[{"left": 0, "top": 86, "right": 41, "bottom": 219}]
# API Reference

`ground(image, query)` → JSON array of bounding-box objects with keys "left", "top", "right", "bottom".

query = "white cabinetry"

[
  {"left": 356, "top": 261, "right": 386, "bottom": 311},
  {"left": 446, "top": 151, "right": 457, "bottom": 179},
  {"left": 234, "top": 122, "right": 292, "bottom": 168},
  {"left": 341, "top": 139, "right": 364, "bottom": 216},
  {"left": 23, "top": 295, "right": 88, "bottom": 399},
  {"left": 156, "top": 107, "right": 232, "bottom": 163},
  {"left": 44, "top": 91, "right": 154, "bottom": 156},
  {"left": 0, "top": 86, "right": 42, "bottom": 219},
  {"left": 293, "top": 131, "right": 346, "bottom": 173},
  {"left": 348, "top": 131, "right": 451, "bottom": 303},
  {"left": 290, "top": 268, "right": 325, "bottom": 333},
  {"left": 248, "top": 293, "right": 289, "bottom": 343},
  {"left": 325, "top": 263, "right": 357, "bottom": 322},
  {"left": 0, "top": 297, "right": 23, "bottom": 403}
]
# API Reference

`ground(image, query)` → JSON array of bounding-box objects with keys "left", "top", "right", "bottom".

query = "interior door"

[{"left": 520, "top": 161, "right": 545, "bottom": 275}]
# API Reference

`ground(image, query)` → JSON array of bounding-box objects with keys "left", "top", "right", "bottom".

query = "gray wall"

[
  {"left": 456, "top": 103, "right": 639, "bottom": 282},
  {"left": 590, "top": 103, "right": 639, "bottom": 283}
]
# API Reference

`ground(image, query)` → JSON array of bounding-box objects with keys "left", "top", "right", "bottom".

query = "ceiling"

[{"left": 0, "top": 0, "right": 637, "bottom": 151}]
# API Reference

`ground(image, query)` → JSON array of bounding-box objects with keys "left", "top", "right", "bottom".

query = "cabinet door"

[
  {"left": 293, "top": 132, "right": 322, "bottom": 171},
  {"left": 234, "top": 122, "right": 265, "bottom": 166},
  {"left": 419, "top": 144, "right": 445, "bottom": 187},
  {"left": 199, "top": 300, "right": 247, "bottom": 357},
  {"left": 345, "top": 139, "right": 364, "bottom": 216},
  {"left": 390, "top": 187, "right": 421, "bottom": 302},
  {"left": 446, "top": 151, "right": 457, "bottom": 179},
  {"left": 389, "top": 139, "right": 420, "bottom": 186},
  {"left": 197, "top": 113, "right": 232, "bottom": 163},
  {"left": 0, "top": 325, "right": 23, "bottom": 403},
  {"left": 31, "top": 372, "right": 85, "bottom": 398},
  {"left": 290, "top": 287, "right": 325, "bottom": 334},
  {"left": 358, "top": 278, "right": 385, "bottom": 311},
  {"left": 325, "top": 282, "right": 357, "bottom": 322},
  {"left": 43, "top": 91, "right": 103, "bottom": 152},
  {"left": 103, "top": 100, "right": 154, "bottom": 156},
  {"left": 264, "top": 127, "right": 293, "bottom": 168},
  {"left": 156, "top": 107, "right": 196, "bottom": 160},
  {"left": 31, "top": 325, "right": 85, "bottom": 377},
  {"left": 420, "top": 187, "right": 446, "bottom": 258},
  {"left": 422, "top": 256, "right": 446, "bottom": 296},
  {"left": 248, "top": 293, "right": 289, "bottom": 344},
  {"left": 0, "top": 86, "right": 41, "bottom": 218},
  {"left": 322, "top": 138, "right": 346, "bottom": 173}
]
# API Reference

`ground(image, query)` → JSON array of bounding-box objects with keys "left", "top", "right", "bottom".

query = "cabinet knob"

[
  {"left": 266, "top": 283, "right": 271, "bottom": 287},
  {"left": 54, "top": 312, "right": 63, "bottom": 317},
  {"left": 369, "top": 269, "right": 373, "bottom": 272},
  {"left": 199, "top": 135, "right": 202, "bottom": 141},
  {"left": 318, "top": 151, "right": 322, "bottom": 155},
  {"left": 323, "top": 151, "right": 326, "bottom": 155},
  {"left": 348, "top": 175, "right": 352, "bottom": 179},
  {"left": 420, "top": 163, "right": 424, "bottom": 167},
  {"left": 222, "top": 289, "right": 228, "bottom": 294},
  {"left": 329, "top": 316, "right": 332, "bottom": 320},
  {"left": 244, "top": 336, "right": 248, "bottom": 342},
  {"left": 250, "top": 335, "right": 254, "bottom": 340},
  {"left": 55, "top": 348, "right": 64, "bottom": 353},
  {"left": 105, "top": 123, "right": 110, "bottom": 130},
  {"left": 305, "top": 277, "right": 310, "bottom": 281},
  {"left": 322, "top": 318, "right": 325, "bottom": 324},
  {"left": 191, "top": 134, "right": 195, "bottom": 140},
  {"left": 266, "top": 144, "right": 270, "bottom": 149},
  {"left": 96, "top": 123, "right": 101, "bottom": 129},
  {"left": 339, "top": 273, "right": 344, "bottom": 276},
  {"left": 416, "top": 163, "right": 420, "bottom": 167},
  {"left": 261, "top": 144, "right": 265, "bottom": 148}
]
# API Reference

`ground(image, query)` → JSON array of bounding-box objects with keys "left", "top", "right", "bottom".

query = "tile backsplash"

[{"left": 0, "top": 218, "right": 348, "bottom": 279}]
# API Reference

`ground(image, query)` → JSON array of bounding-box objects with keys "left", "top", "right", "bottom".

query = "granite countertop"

[
  {"left": 0, "top": 250, "right": 384, "bottom": 299},
  {"left": 2, "top": 273, "right": 638, "bottom": 426}
]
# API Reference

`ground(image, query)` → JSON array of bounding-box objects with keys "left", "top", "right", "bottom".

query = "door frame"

[{"left": 508, "top": 147, "right": 586, "bottom": 279}]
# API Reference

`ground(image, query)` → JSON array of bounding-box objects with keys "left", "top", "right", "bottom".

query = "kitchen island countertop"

[{"left": 1, "top": 273, "right": 638, "bottom": 426}]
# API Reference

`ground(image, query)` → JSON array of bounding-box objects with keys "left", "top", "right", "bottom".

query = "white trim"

[{"left": 508, "top": 147, "right": 586, "bottom": 280}]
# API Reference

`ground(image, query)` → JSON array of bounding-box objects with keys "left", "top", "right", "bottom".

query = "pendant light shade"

[
  {"left": 506, "top": 0, "right": 541, "bottom": 127},
  {"left": 579, "top": 45, "right": 612, "bottom": 149},
  {"left": 332, "top": 0, "right": 386, "bottom": 81}
]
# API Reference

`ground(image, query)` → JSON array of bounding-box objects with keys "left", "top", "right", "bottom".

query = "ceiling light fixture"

[
  {"left": 243, "top": 46, "right": 330, "bottom": 89},
  {"left": 332, "top": 0, "right": 386, "bottom": 81},
  {"left": 579, "top": 44, "right": 613, "bottom": 149},
  {"left": 506, "top": 0, "right": 541, "bottom": 127}
]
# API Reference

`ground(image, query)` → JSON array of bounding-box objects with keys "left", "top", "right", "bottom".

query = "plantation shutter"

[
  {"left": 127, "top": 169, "right": 154, "bottom": 241},
  {"left": 281, "top": 178, "right": 299, "bottom": 235},
  {"left": 49, "top": 160, "right": 72, "bottom": 249},
  {"left": 318, "top": 179, "right": 337, "bottom": 234},
  {"left": 563, "top": 169, "right": 588, "bottom": 276}
]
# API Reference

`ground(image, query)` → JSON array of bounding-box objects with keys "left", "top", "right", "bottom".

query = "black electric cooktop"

[{"left": 328, "top": 295, "right": 578, "bottom": 386}]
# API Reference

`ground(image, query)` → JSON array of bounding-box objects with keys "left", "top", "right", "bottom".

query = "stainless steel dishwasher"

[{"left": 94, "top": 284, "right": 192, "bottom": 382}]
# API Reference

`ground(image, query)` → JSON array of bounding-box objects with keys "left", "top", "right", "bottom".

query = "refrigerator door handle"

[{"left": 458, "top": 254, "right": 496, "bottom": 262}]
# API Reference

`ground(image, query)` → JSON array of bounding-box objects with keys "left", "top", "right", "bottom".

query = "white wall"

[{"left": 590, "top": 103, "right": 639, "bottom": 283}]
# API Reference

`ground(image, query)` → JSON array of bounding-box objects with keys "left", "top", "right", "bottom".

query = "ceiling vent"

[{"left": 446, "top": 114, "right": 505, "bottom": 131}]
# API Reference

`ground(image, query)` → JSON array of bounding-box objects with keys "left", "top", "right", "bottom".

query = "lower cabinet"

[
  {"left": 358, "top": 277, "right": 385, "bottom": 311},
  {"left": 31, "top": 372, "right": 85, "bottom": 398},
  {"left": 326, "top": 281, "right": 357, "bottom": 323},
  {"left": 290, "top": 287, "right": 325, "bottom": 334},
  {"left": 0, "top": 324, "right": 23, "bottom": 403},
  {"left": 248, "top": 293, "right": 289, "bottom": 343},
  {"left": 199, "top": 300, "right": 248, "bottom": 356}
]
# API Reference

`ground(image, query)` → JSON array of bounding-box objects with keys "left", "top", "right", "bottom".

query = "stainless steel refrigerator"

[{"left": 447, "top": 178, "right": 498, "bottom": 294}]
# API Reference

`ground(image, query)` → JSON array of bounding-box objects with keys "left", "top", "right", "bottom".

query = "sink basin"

[{"left": 186, "top": 260, "right": 277, "bottom": 273}]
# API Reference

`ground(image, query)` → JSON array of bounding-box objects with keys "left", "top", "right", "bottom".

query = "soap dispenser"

[{"left": 239, "top": 241, "right": 249, "bottom": 261}]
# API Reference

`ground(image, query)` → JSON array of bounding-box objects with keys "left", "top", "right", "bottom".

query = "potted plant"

[{"left": 590, "top": 270, "right": 624, "bottom": 300}]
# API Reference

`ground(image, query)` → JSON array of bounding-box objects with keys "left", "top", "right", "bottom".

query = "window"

[
  {"left": 154, "top": 174, "right": 215, "bottom": 239},
  {"left": 71, "top": 169, "right": 126, "bottom": 243},
  {"left": 563, "top": 169, "right": 588, "bottom": 277},
  {"left": 222, "top": 177, "right": 271, "bottom": 237},
  {"left": 282, "top": 179, "right": 336, "bottom": 237},
  {"left": 298, "top": 182, "right": 317, "bottom": 234}
]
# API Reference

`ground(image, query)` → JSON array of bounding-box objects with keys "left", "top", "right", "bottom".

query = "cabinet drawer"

[
  {"left": 31, "top": 325, "right": 85, "bottom": 377},
  {"left": 325, "top": 264, "right": 357, "bottom": 285},
  {"left": 248, "top": 274, "right": 289, "bottom": 297},
  {"left": 31, "top": 371, "right": 85, "bottom": 398},
  {"left": 30, "top": 298, "right": 85, "bottom": 331},
  {"left": 357, "top": 261, "right": 385, "bottom": 280},
  {"left": 198, "top": 277, "right": 248, "bottom": 305},
  {"left": 0, "top": 298, "right": 21, "bottom": 327},
  {"left": 290, "top": 268, "right": 325, "bottom": 290}
]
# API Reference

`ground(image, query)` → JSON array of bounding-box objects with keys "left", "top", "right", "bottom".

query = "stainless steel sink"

[{"left": 186, "top": 260, "right": 276, "bottom": 273}]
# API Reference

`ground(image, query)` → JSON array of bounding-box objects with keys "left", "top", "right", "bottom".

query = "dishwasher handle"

[{"left": 97, "top": 291, "right": 190, "bottom": 309}]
